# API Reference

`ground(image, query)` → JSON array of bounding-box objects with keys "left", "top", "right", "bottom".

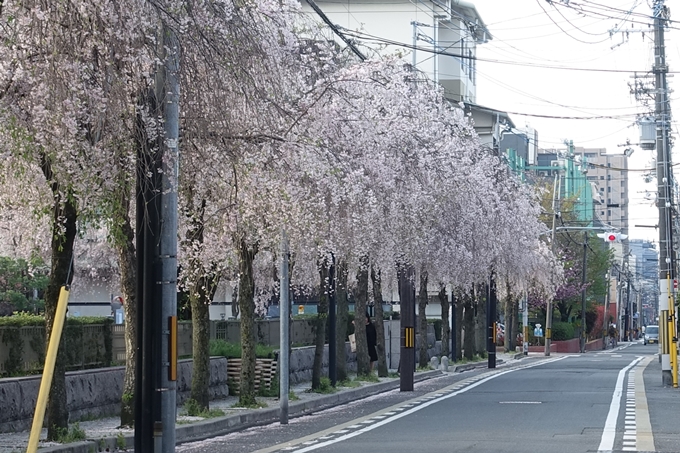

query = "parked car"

[{"left": 644, "top": 325, "right": 659, "bottom": 345}]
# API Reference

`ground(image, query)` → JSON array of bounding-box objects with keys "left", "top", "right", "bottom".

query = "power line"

[{"left": 339, "top": 28, "right": 678, "bottom": 74}]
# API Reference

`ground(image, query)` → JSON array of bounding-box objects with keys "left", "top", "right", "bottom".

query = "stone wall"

[
  {"left": 0, "top": 357, "right": 228, "bottom": 433},
  {"left": 288, "top": 343, "right": 357, "bottom": 384}
]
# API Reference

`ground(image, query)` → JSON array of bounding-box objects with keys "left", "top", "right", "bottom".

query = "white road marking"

[
  {"left": 635, "top": 357, "right": 655, "bottom": 451},
  {"left": 289, "top": 357, "right": 569, "bottom": 452},
  {"left": 597, "top": 356, "right": 644, "bottom": 452},
  {"left": 498, "top": 401, "right": 541, "bottom": 404}
]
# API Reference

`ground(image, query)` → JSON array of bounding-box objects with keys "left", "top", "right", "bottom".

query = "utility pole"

[
  {"left": 328, "top": 254, "right": 336, "bottom": 387},
  {"left": 523, "top": 292, "right": 529, "bottom": 355},
  {"left": 652, "top": 0, "right": 675, "bottom": 386},
  {"left": 625, "top": 275, "right": 631, "bottom": 341},
  {"left": 487, "top": 273, "right": 497, "bottom": 368},
  {"left": 279, "top": 231, "right": 290, "bottom": 424},
  {"left": 135, "top": 21, "right": 179, "bottom": 453},
  {"left": 399, "top": 264, "right": 415, "bottom": 391},
  {"left": 580, "top": 233, "right": 588, "bottom": 354},
  {"left": 545, "top": 172, "right": 560, "bottom": 356}
]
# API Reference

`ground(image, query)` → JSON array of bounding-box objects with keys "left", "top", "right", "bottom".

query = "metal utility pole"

[
  {"left": 523, "top": 293, "right": 529, "bottom": 355},
  {"left": 399, "top": 264, "right": 415, "bottom": 391},
  {"left": 135, "top": 21, "right": 179, "bottom": 453},
  {"left": 451, "top": 292, "right": 456, "bottom": 362},
  {"left": 652, "top": 0, "right": 675, "bottom": 386},
  {"left": 279, "top": 231, "right": 290, "bottom": 424},
  {"left": 625, "top": 275, "right": 631, "bottom": 341},
  {"left": 328, "top": 254, "right": 337, "bottom": 387},
  {"left": 580, "top": 233, "right": 588, "bottom": 354},
  {"left": 545, "top": 172, "right": 560, "bottom": 356}
]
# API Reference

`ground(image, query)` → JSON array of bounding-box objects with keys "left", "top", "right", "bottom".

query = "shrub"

[
  {"left": 209, "top": 339, "right": 276, "bottom": 359},
  {"left": 54, "top": 423, "right": 86, "bottom": 443},
  {"left": 0, "top": 314, "right": 112, "bottom": 376},
  {"left": 313, "top": 377, "right": 335, "bottom": 394},
  {"left": 552, "top": 322, "right": 576, "bottom": 341}
]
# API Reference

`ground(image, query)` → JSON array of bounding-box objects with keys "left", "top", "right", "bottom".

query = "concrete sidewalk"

[{"left": 2, "top": 353, "right": 524, "bottom": 453}]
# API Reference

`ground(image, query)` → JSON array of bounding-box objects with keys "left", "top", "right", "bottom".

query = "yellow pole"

[
  {"left": 27, "top": 286, "right": 70, "bottom": 453},
  {"left": 667, "top": 277, "right": 677, "bottom": 388}
]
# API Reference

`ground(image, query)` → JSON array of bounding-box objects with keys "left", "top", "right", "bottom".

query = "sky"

[{"left": 469, "top": 0, "right": 674, "bottom": 243}]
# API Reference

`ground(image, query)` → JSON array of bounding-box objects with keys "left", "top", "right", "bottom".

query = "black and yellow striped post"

[{"left": 399, "top": 264, "right": 415, "bottom": 392}]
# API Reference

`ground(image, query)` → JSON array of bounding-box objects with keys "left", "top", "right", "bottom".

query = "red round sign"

[{"left": 607, "top": 234, "right": 616, "bottom": 241}]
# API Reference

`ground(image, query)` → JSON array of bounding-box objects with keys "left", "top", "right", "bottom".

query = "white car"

[{"left": 644, "top": 325, "right": 659, "bottom": 345}]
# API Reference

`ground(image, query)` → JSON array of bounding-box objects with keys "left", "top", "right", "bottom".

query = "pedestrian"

[{"left": 366, "top": 312, "right": 378, "bottom": 373}]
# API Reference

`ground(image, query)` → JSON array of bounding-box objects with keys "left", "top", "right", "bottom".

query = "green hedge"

[
  {"left": 552, "top": 322, "right": 576, "bottom": 341},
  {"left": 0, "top": 314, "right": 112, "bottom": 377},
  {"left": 209, "top": 339, "right": 276, "bottom": 359}
]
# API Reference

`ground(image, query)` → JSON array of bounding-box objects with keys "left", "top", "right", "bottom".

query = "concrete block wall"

[{"left": 0, "top": 357, "right": 228, "bottom": 433}]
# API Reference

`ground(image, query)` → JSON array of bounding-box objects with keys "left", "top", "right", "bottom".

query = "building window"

[
  {"left": 585, "top": 153, "right": 597, "bottom": 157},
  {"left": 608, "top": 210, "right": 612, "bottom": 216},
  {"left": 600, "top": 176, "right": 605, "bottom": 180},
  {"left": 601, "top": 211, "right": 605, "bottom": 216},
  {"left": 600, "top": 188, "right": 605, "bottom": 192},
  {"left": 607, "top": 163, "right": 611, "bottom": 167},
  {"left": 607, "top": 175, "right": 611, "bottom": 180},
  {"left": 587, "top": 176, "right": 598, "bottom": 180},
  {"left": 608, "top": 187, "right": 611, "bottom": 192}
]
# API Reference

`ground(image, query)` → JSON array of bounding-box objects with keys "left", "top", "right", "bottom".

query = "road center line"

[
  {"left": 597, "top": 356, "right": 645, "bottom": 452},
  {"left": 289, "top": 357, "right": 568, "bottom": 453}
]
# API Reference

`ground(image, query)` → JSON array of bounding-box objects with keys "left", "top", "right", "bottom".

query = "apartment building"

[{"left": 578, "top": 147, "right": 629, "bottom": 236}]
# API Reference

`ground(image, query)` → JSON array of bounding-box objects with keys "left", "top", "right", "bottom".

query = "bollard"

[{"left": 430, "top": 356, "right": 440, "bottom": 370}]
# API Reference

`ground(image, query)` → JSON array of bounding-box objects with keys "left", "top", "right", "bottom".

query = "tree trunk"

[
  {"left": 474, "top": 284, "right": 487, "bottom": 357},
  {"left": 454, "top": 289, "right": 463, "bottom": 361},
  {"left": 335, "top": 260, "right": 349, "bottom": 382},
  {"left": 463, "top": 289, "right": 475, "bottom": 360},
  {"left": 418, "top": 270, "right": 429, "bottom": 368},
  {"left": 370, "top": 265, "right": 388, "bottom": 377},
  {"left": 354, "top": 255, "right": 369, "bottom": 376},
  {"left": 40, "top": 152, "right": 77, "bottom": 440},
  {"left": 511, "top": 295, "right": 519, "bottom": 351},
  {"left": 115, "top": 202, "right": 137, "bottom": 427},
  {"left": 312, "top": 258, "right": 329, "bottom": 390},
  {"left": 190, "top": 275, "right": 218, "bottom": 410},
  {"left": 45, "top": 205, "right": 76, "bottom": 437},
  {"left": 439, "top": 284, "right": 450, "bottom": 359},
  {"left": 237, "top": 238, "right": 258, "bottom": 406},
  {"left": 231, "top": 285, "right": 239, "bottom": 319}
]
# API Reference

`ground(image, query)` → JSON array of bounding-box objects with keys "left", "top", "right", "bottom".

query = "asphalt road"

[{"left": 177, "top": 343, "right": 679, "bottom": 453}]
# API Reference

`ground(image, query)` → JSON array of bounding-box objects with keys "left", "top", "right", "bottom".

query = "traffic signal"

[{"left": 596, "top": 232, "right": 628, "bottom": 242}]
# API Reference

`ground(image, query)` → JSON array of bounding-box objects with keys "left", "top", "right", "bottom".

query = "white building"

[{"left": 301, "top": 0, "right": 514, "bottom": 153}]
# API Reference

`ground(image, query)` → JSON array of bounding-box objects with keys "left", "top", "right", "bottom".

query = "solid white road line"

[
  {"left": 290, "top": 357, "right": 568, "bottom": 453},
  {"left": 597, "top": 356, "right": 645, "bottom": 452}
]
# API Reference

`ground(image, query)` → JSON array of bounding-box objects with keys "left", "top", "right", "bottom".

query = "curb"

[{"left": 38, "top": 370, "right": 443, "bottom": 453}]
